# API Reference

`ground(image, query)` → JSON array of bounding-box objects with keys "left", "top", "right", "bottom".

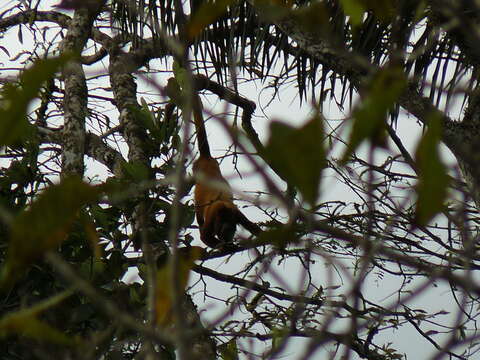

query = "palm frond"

[{"left": 108, "top": 0, "right": 478, "bottom": 113}]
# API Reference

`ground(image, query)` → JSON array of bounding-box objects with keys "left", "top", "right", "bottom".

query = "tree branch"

[{"left": 0, "top": 10, "right": 71, "bottom": 31}]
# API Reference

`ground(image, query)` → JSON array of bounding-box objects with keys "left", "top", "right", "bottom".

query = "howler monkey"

[{"left": 191, "top": 95, "right": 260, "bottom": 248}]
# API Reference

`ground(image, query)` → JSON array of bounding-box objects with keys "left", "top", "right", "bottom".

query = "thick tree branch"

[
  {"left": 0, "top": 10, "right": 71, "bottom": 31},
  {"left": 106, "top": 36, "right": 216, "bottom": 358},
  {"left": 38, "top": 126, "right": 126, "bottom": 176},
  {"left": 84, "top": 133, "right": 126, "bottom": 177},
  {"left": 193, "top": 73, "right": 263, "bottom": 152},
  {"left": 59, "top": 3, "right": 106, "bottom": 176}
]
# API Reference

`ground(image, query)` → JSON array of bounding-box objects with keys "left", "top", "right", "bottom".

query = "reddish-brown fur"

[{"left": 192, "top": 95, "right": 260, "bottom": 248}]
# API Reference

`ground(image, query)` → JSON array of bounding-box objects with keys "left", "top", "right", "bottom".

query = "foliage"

[
  {"left": 263, "top": 114, "right": 325, "bottom": 205},
  {"left": 0, "top": 1, "right": 479, "bottom": 360}
]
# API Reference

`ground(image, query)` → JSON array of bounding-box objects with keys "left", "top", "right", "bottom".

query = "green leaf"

[
  {"left": 271, "top": 327, "right": 289, "bottom": 351},
  {"left": 0, "top": 55, "right": 71, "bottom": 147},
  {"left": 139, "top": 98, "right": 157, "bottom": 130},
  {"left": 414, "top": 113, "right": 450, "bottom": 225},
  {"left": 166, "top": 78, "right": 184, "bottom": 108},
  {"left": 172, "top": 61, "right": 189, "bottom": 91},
  {"left": 362, "top": 0, "right": 396, "bottom": 22},
  {"left": 187, "top": 0, "right": 236, "bottom": 39},
  {"left": 252, "top": 0, "right": 293, "bottom": 22},
  {"left": 342, "top": 66, "right": 407, "bottom": 161},
  {"left": 339, "top": 0, "right": 366, "bottom": 26},
  {"left": 219, "top": 339, "right": 239, "bottom": 360},
  {"left": 155, "top": 247, "right": 204, "bottom": 326},
  {"left": 121, "top": 161, "right": 150, "bottom": 182},
  {"left": 90, "top": 204, "right": 121, "bottom": 233},
  {"left": 263, "top": 114, "right": 325, "bottom": 205},
  {"left": 1, "top": 176, "right": 101, "bottom": 287},
  {"left": 130, "top": 101, "right": 164, "bottom": 145},
  {"left": 159, "top": 106, "right": 179, "bottom": 148},
  {"left": 0, "top": 290, "right": 76, "bottom": 345}
]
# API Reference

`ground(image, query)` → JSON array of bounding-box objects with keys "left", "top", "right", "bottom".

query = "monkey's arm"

[
  {"left": 199, "top": 208, "right": 220, "bottom": 248},
  {"left": 235, "top": 209, "right": 261, "bottom": 236}
]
